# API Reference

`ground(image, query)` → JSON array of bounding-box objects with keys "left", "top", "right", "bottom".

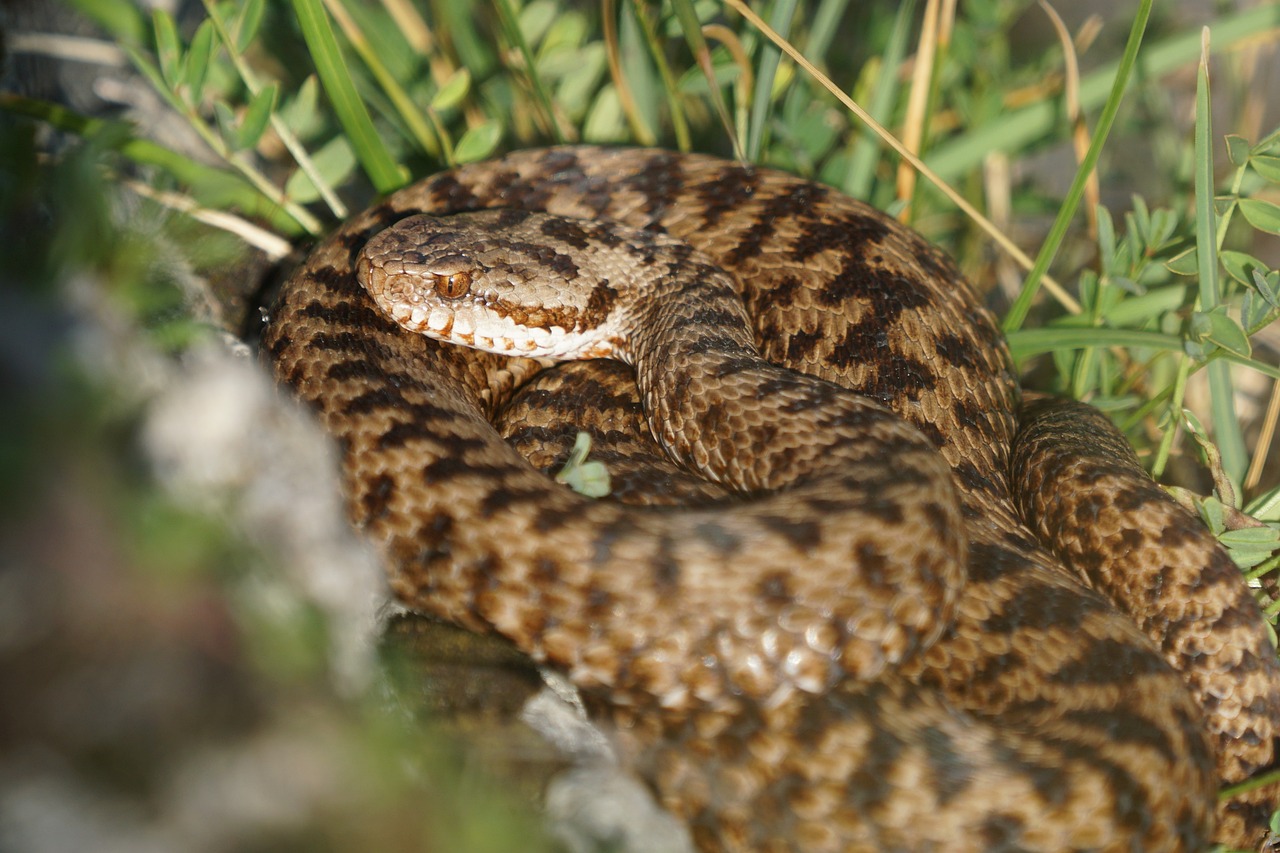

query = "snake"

[{"left": 263, "top": 146, "right": 1280, "bottom": 851}]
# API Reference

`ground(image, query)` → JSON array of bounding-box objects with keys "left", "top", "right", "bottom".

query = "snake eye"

[{"left": 434, "top": 271, "right": 472, "bottom": 299}]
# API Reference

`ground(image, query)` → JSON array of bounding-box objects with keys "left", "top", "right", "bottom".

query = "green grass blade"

[
  {"left": 1002, "top": 0, "right": 1154, "bottom": 333},
  {"left": 200, "top": 0, "right": 348, "bottom": 219},
  {"left": 926, "top": 3, "right": 1280, "bottom": 182},
  {"left": 745, "top": 0, "right": 797, "bottom": 160},
  {"left": 608, "top": 0, "right": 659, "bottom": 145},
  {"left": 842, "top": 0, "right": 916, "bottom": 199},
  {"left": 435, "top": 0, "right": 495, "bottom": 78},
  {"left": 670, "top": 0, "right": 740, "bottom": 156},
  {"left": 1008, "top": 324, "right": 1280, "bottom": 382},
  {"left": 631, "top": 0, "right": 691, "bottom": 151},
  {"left": 804, "top": 0, "right": 851, "bottom": 62},
  {"left": 291, "top": 0, "right": 405, "bottom": 194},
  {"left": 1194, "top": 29, "right": 1246, "bottom": 491},
  {"left": 492, "top": 0, "right": 566, "bottom": 143},
  {"left": 326, "top": 0, "right": 440, "bottom": 160},
  {"left": 1006, "top": 327, "right": 1182, "bottom": 360}
]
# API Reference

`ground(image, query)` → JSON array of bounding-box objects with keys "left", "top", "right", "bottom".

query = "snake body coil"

[{"left": 265, "top": 147, "right": 1280, "bottom": 851}]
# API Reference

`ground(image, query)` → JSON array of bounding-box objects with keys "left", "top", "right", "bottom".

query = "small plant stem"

[
  {"left": 743, "top": 0, "right": 795, "bottom": 160},
  {"left": 322, "top": 0, "right": 441, "bottom": 159},
  {"left": 1002, "top": 0, "right": 1154, "bottom": 333},
  {"left": 724, "top": 0, "right": 1078, "bottom": 312},
  {"left": 291, "top": 0, "right": 405, "bottom": 194},
  {"left": 1150, "top": 354, "right": 1194, "bottom": 480},
  {"left": 200, "top": 0, "right": 348, "bottom": 219},
  {"left": 1194, "top": 27, "right": 1246, "bottom": 491},
  {"left": 602, "top": 0, "right": 657, "bottom": 145},
  {"left": 491, "top": 0, "right": 569, "bottom": 142},
  {"left": 633, "top": 0, "right": 692, "bottom": 151}
]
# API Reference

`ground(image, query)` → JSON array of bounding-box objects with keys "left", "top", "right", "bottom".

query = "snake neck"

[
  {"left": 622, "top": 266, "right": 924, "bottom": 497},
  {"left": 615, "top": 263, "right": 757, "bottom": 489}
]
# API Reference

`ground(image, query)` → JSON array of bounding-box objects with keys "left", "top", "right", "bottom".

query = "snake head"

[{"left": 356, "top": 210, "right": 626, "bottom": 360}]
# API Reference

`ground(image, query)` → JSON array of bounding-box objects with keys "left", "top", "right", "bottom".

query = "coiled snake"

[{"left": 264, "top": 147, "right": 1280, "bottom": 851}]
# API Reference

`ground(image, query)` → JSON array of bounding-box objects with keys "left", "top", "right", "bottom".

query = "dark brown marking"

[
  {"left": 757, "top": 514, "right": 821, "bottom": 549},
  {"left": 694, "top": 166, "right": 760, "bottom": 227},
  {"left": 788, "top": 211, "right": 890, "bottom": 263},
  {"left": 359, "top": 473, "right": 395, "bottom": 523},
  {"left": 726, "top": 184, "right": 830, "bottom": 265},
  {"left": 756, "top": 571, "right": 791, "bottom": 602},
  {"left": 920, "top": 725, "right": 973, "bottom": 804}
]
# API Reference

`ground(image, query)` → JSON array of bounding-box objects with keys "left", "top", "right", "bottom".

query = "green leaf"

[
  {"left": 213, "top": 100, "right": 238, "bottom": 145},
  {"left": 430, "top": 68, "right": 471, "bottom": 113},
  {"left": 1220, "top": 250, "right": 1267, "bottom": 286},
  {"left": 932, "top": 5, "right": 1280, "bottom": 182},
  {"left": 1196, "top": 492, "right": 1226, "bottom": 534},
  {"left": 0, "top": 92, "right": 306, "bottom": 235},
  {"left": 285, "top": 136, "right": 356, "bottom": 203},
  {"left": 927, "top": 4, "right": 1280, "bottom": 181},
  {"left": 1243, "top": 270, "right": 1280, "bottom": 332},
  {"left": 454, "top": 120, "right": 502, "bottom": 163},
  {"left": 291, "top": 0, "right": 405, "bottom": 192},
  {"left": 1100, "top": 285, "right": 1188, "bottom": 325},
  {"left": 1219, "top": 525, "right": 1280, "bottom": 569},
  {"left": 1188, "top": 310, "right": 1212, "bottom": 342},
  {"left": 582, "top": 86, "right": 625, "bottom": 143},
  {"left": 1110, "top": 276, "right": 1144, "bottom": 296},
  {"left": 182, "top": 19, "right": 215, "bottom": 104},
  {"left": 279, "top": 75, "right": 321, "bottom": 136},
  {"left": 1131, "top": 195, "right": 1152, "bottom": 247},
  {"left": 1198, "top": 305, "right": 1251, "bottom": 358},
  {"left": 1001, "top": 0, "right": 1156, "bottom": 333},
  {"left": 668, "top": 0, "right": 737, "bottom": 155},
  {"left": 541, "top": 43, "right": 603, "bottom": 79},
  {"left": 543, "top": 11, "right": 589, "bottom": 54},
  {"left": 840, "top": 0, "right": 915, "bottom": 195},
  {"left": 1220, "top": 527, "right": 1280, "bottom": 549},
  {"left": 236, "top": 0, "right": 266, "bottom": 53},
  {"left": 554, "top": 432, "right": 611, "bottom": 497},
  {"left": 555, "top": 43, "right": 605, "bottom": 114},
  {"left": 1194, "top": 28, "right": 1246, "bottom": 488},
  {"left": 1096, "top": 205, "right": 1117, "bottom": 271},
  {"left": 1239, "top": 197, "right": 1280, "bottom": 234},
  {"left": 1164, "top": 247, "right": 1198, "bottom": 276},
  {"left": 1147, "top": 208, "right": 1178, "bottom": 251},
  {"left": 1251, "top": 154, "right": 1280, "bottom": 183},
  {"left": 518, "top": 0, "right": 557, "bottom": 46},
  {"left": 1242, "top": 290, "right": 1269, "bottom": 333},
  {"left": 236, "top": 83, "right": 277, "bottom": 150},
  {"left": 1226, "top": 133, "right": 1251, "bottom": 167},
  {"left": 1224, "top": 547, "right": 1277, "bottom": 570},
  {"left": 492, "top": 0, "right": 563, "bottom": 143},
  {"left": 1077, "top": 270, "right": 1100, "bottom": 310},
  {"left": 1257, "top": 123, "right": 1280, "bottom": 154},
  {"left": 1247, "top": 484, "right": 1280, "bottom": 522},
  {"left": 1254, "top": 268, "right": 1280, "bottom": 308},
  {"left": 152, "top": 9, "right": 182, "bottom": 88}
]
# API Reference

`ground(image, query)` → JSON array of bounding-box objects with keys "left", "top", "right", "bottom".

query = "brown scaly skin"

[
  {"left": 262, "top": 147, "right": 1280, "bottom": 850},
  {"left": 1013, "top": 395, "right": 1280, "bottom": 844}
]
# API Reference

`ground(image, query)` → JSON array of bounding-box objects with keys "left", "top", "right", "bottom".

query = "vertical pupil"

[{"left": 436, "top": 272, "right": 469, "bottom": 298}]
